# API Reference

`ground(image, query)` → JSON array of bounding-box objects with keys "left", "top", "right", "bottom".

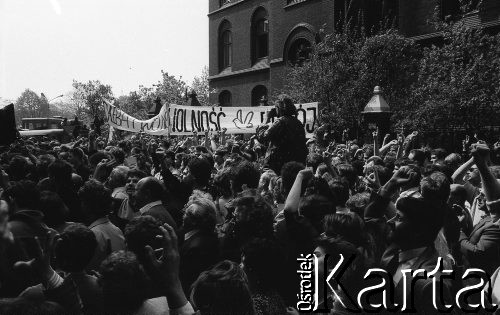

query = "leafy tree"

[
  {"left": 70, "top": 80, "right": 114, "bottom": 124},
  {"left": 410, "top": 24, "right": 500, "bottom": 133},
  {"left": 191, "top": 66, "right": 213, "bottom": 106},
  {"left": 281, "top": 29, "right": 421, "bottom": 133},
  {"left": 116, "top": 91, "right": 148, "bottom": 120},
  {"left": 15, "top": 89, "right": 44, "bottom": 122}
]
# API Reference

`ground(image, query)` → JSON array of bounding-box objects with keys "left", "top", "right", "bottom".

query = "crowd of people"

[{"left": 1, "top": 95, "right": 500, "bottom": 314}]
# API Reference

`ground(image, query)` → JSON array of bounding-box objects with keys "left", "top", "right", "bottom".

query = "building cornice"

[
  {"left": 208, "top": 0, "right": 248, "bottom": 17},
  {"left": 209, "top": 63, "right": 270, "bottom": 80}
]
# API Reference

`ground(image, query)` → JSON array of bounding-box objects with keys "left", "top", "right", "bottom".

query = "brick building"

[{"left": 208, "top": 0, "right": 500, "bottom": 107}]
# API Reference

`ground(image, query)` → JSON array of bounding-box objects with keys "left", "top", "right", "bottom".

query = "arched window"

[
  {"left": 251, "top": 8, "right": 269, "bottom": 63},
  {"left": 251, "top": 85, "right": 268, "bottom": 107},
  {"left": 218, "top": 21, "right": 232, "bottom": 71},
  {"left": 284, "top": 25, "right": 315, "bottom": 66},
  {"left": 287, "top": 38, "right": 312, "bottom": 66},
  {"left": 219, "top": 90, "right": 232, "bottom": 107}
]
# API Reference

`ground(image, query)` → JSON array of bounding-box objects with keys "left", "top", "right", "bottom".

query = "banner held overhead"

[{"left": 103, "top": 99, "right": 318, "bottom": 137}]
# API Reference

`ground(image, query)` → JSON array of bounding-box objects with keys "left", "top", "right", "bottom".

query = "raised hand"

[
  {"left": 471, "top": 142, "right": 490, "bottom": 165},
  {"left": 143, "top": 224, "right": 180, "bottom": 287}
]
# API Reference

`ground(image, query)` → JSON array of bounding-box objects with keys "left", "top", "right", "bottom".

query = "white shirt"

[{"left": 393, "top": 247, "right": 427, "bottom": 285}]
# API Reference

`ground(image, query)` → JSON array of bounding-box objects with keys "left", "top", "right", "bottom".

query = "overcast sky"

[{"left": 0, "top": 0, "right": 208, "bottom": 101}]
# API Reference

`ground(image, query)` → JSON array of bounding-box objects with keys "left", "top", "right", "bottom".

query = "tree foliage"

[
  {"left": 410, "top": 25, "right": 500, "bottom": 133},
  {"left": 70, "top": 80, "right": 114, "bottom": 124},
  {"left": 281, "top": 29, "right": 421, "bottom": 132},
  {"left": 281, "top": 4, "right": 500, "bottom": 136},
  {"left": 15, "top": 89, "right": 47, "bottom": 122},
  {"left": 191, "top": 66, "right": 212, "bottom": 106}
]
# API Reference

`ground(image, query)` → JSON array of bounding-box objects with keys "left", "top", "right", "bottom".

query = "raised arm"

[
  {"left": 284, "top": 168, "right": 312, "bottom": 214},
  {"left": 472, "top": 143, "right": 500, "bottom": 201},
  {"left": 451, "top": 157, "right": 475, "bottom": 184}
]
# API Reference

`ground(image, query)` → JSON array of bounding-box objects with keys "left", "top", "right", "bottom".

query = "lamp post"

[
  {"left": 48, "top": 94, "right": 64, "bottom": 103},
  {"left": 361, "top": 86, "right": 392, "bottom": 142}
]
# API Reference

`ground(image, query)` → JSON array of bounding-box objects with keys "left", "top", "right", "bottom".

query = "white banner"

[{"left": 104, "top": 100, "right": 319, "bottom": 137}]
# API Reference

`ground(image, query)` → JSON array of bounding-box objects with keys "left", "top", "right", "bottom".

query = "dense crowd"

[{"left": 1, "top": 96, "right": 500, "bottom": 314}]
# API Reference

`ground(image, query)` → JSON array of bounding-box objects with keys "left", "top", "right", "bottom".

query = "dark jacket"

[
  {"left": 258, "top": 116, "right": 307, "bottom": 173},
  {"left": 142, "top": 203, "right": 178, "bottom": 230},
  {"left": 459, "top": 216, "right": 500, "bottom": 276},
  {"left": 179, "top": 230, "right": 220, "bottom": 294}
]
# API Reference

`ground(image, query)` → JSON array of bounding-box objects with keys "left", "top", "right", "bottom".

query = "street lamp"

[
  {"left": 361, "top": 86, "right": 392, "bottom": 140},
  {"left": 47, "top": 94, "right": 64, "bottom": 103}
]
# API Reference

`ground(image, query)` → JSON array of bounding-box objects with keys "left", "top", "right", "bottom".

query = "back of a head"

[
  {"left": 420, "top": 171, "right": 451, "bottom": 204},
  {"left": 336, "top": 164, "right": 357, "bottom": 188},
  {"left": 78, "top": 179, "right": 112, "bottom": 218},
  {"left": 48, "top": 159, "right": 73, "bottom": 183},
  {"left": 409, "top": 149, "right": 425, "bottom": 166},
  {"left": 183, "top": 197, "right": 217, "bottom": 233},
  {"left": 323, "top": 212, "right": 366, "bottom": 247},
  {"left": 191, "top": 260, "right": 255, "bottom": 315},
  {"left": 233, "top": 195, "right": 274, "bottom": 239},
  {"left": 232, "top": 161, "right": 260, "bottom": 193},
  {"left": 306, "top": 153, "right": 323, "bottom": 172},
  {"left": 276, "top": 95, "right": 297, "bottom": 117},
  {"left": 99, "top": 251, "right": 151, "bottom": 314},
  {"left": 140, "top": 177, "right": 166, "bottom": 202},
  {"left": 281, "top": 161, "right": 305, "bottom": 194},
  {"left": 110, "top": 147, "right": 125, "bottom": 164},
  {"left": 55, "top": 223, "right": 97, "bottom": 273},
  {"left": 4, "top": 180, "right": 40, "bottom": 211},
  {"left": 39, "top": 191, "right": 69, "bottom": 228},
  {"left": 328, "top": 178, "right": 349, "bottom": 206},
  {"left": 8, "top": 156, "right": 29, "bottom": 181},
  {"left": 124, "top": 216, "right": 162, "bottom": 264},
  {"left": 188, "top": 157, "right": 212, "bottom": 186},
  {"left": 299, "top": 194, "right": 335, "bottom": 230}
]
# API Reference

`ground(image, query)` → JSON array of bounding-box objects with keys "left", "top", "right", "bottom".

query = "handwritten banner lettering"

[{"left": 103, "top": 100, "right": 319, "bottom": 137}]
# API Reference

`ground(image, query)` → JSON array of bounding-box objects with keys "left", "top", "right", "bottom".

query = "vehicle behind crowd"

[{"left": 1, "top": 96, "right": 500, "bottom": 314}]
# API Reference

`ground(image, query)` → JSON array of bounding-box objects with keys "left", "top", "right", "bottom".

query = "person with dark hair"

[
  {"left": 69, "top": 147, "right": 90, "bottom": 182},
  {"left": 179, "top": 197, "right": 220, "bottom": 294},
  {"left": 306, "top": 153, "right": 323, "bottom": 173},
  {"left": 79, "top": 179, "right": 125, "bottom": 271},
  {"left": 431, "top": 148, "right": 447, "bottom": 164},
  {"left": 458, "top": 144, "right": 500, "bottom": 276},
  {"left": 241, "top": 238, "right": 287, "bottom": 315},
  {"left": 98, "top": 251, "right": 156, "bottom": 314},
  {"left": 408, "top": 149, "right": 426, "bottom": 167},
  {"left": 256, "top": 95, "right": 307, "bottom": 173},
  {"left": 124, "top": 215, "right": 163, "bottom": 268},
  {"left": 186, "top": 157, "right": 212, "bottom": 193},
  {"left": 2, "top": 181, "right": 54, "bottom": 296},
  {"left": 133, "top": 177, "right": 177, "bottom": 229},
  {"left": 230, "top": 161, "right": 260, "bottom": 197},
  {"left": 221, "top": 195, "right": 274, "bottom": 262},
  {"left": 314, "top": 235, "right": 367, "bottom": 312},
  {"left": 39, "top": 159, "right": 83, "bottom": 223},
  {"left": 328, "top": 178, "right": 349, "bottom": 213},
  {"left": 38, "top": 191, "right": 71, "bottom": 233},
  {"left": 364, "top": 167, "right": 453, "bottom": 313},
  {"left": 20, "top": 224, "right": 103, "bottom": 315},
  {"left": 117, "top": 168, "right": 148, "bottom": 222},
  {"left": 109, "top": 147, "right": 125, "bottom": 165},
  {"left": 7, "top": 156, "right": 29, "bottom": 182},
  {"left": 190, "top": 260, "right": 255, "bottom": 315}
]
